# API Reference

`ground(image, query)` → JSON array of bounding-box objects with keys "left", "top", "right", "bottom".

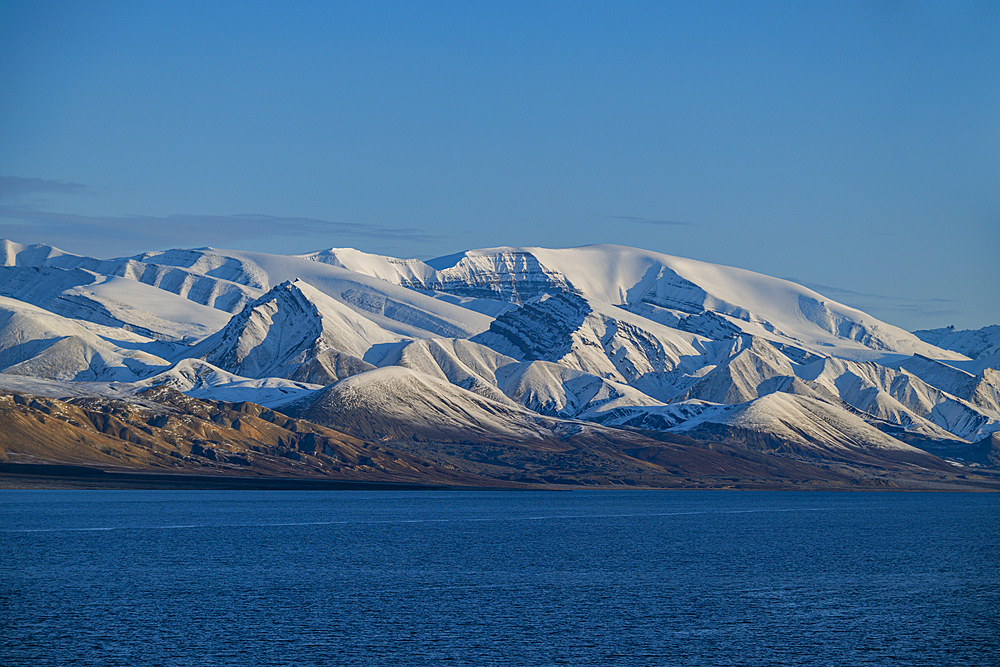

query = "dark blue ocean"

[{"left": 2, "top": 490, "right": 998, "bottom": 666}]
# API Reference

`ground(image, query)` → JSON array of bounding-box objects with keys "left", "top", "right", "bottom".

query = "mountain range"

[{"left": 1, "top": 238, "right": 997, "bottom": 489}]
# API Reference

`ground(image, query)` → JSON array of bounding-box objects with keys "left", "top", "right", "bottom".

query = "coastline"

[{"left": 3, "top": 461, "right": 997, "bottom": 492}]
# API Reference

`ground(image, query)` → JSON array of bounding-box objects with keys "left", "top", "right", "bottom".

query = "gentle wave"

[{"left": 1, "top": 506, "right": 836, "bottom": 533}]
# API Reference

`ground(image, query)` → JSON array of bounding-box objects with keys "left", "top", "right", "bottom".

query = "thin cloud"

[
  {"left": 858, "top": 302, "right": 963, "bottom": 328},
  {"left": 783, "top": 277, "right": 961, "bottom": 327},
  {"left": 0, "top": 176, "right": 90, "bottom": 198},
  {"left": 784, "top": 278, "right": 957, "bottom": 305},
  {"left": 0, "top": 207, "right": 442, "bottom": 256},
  {"left": 612, "top": 215, "right": 695, "bottom": 227}
]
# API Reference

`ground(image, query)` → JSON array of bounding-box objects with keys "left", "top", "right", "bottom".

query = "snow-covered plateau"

[{"left": 1, "top": 238, "right": 998, "bottom": 487}]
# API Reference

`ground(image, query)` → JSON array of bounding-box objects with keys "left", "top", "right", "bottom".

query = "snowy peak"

[
  {"left": 199, "top": 280, "right": 324, "bottom": 376},
  {"left": 135, "top": 358, "right": 321, "bottom": 407},
  {"left": 379, "top": 335, "right": 664, "bottom": 419},
  {"left": 521, "top": 245, "right": 968, "bottom": 361},
  {"left": 317, "top": 244, "right": 963, "bottom": 361},
  {"left": 0, "top": 240, "right": 265, "bottom": 313},
  {"left": 471, "top": 290, "right": 713, "bottom": 402},
  {"left": 796, "top": 356, "right": 1000, "bottom": 442},
  {"left": 1, "top": 240, "right": 270, "bottom": 292},
  {"left": 968, "top": 368, "right": 1000, "bottom": 416},
  {"left": 302, "top": 246, "right": 576, "bottom": 305},
  {"left": 677, "top": 335, "right": 797, "bottom": 405},
  {"left": 425, "top": 249, "right": 576, "bottom": 304},
  {"left": 191, "top": 279, "right": 396, "bottom": 383},
  {"left": 497, "top": 360, "right": 665, "bottom": 419},
  {"left": 1, "top": 239, "right": 74, "bottom": 267},
  {"left": 378, "top": 337, "right": 517, "bottom": 405},
  {"left": 298, "top": 247, "right": 439, "bottom": 286}
]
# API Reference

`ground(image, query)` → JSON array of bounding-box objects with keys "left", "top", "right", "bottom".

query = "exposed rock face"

[
  {"left": 473, "top": 292, "right": 592, "bottom": 362},
  {"left": 411, "top": 251, "right": 577, "bottom": 305},
  {"left": 0, "top": 386, "right": 491, "bottom": 486},
  {"left": 988, "top": 432, "right": 1000, "bottom": 467}
]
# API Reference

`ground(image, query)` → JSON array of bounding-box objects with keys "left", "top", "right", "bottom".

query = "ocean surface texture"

[{"left": 2, "top": 490, "right": 998, "bottom": 666}]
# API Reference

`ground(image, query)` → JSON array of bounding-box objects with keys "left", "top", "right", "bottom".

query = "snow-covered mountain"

[
  {"left": 914, "top": 324, "right": 1000, "bottom": 358},
  {"left": 188, "top": 280, "right": 388, "bottom": 384},
  {"left": 3, "top": 237, "right": 998, "bottom": 486},
  {"left": 671, "top": 391, "right": 951, "bottom": 469},
  {"left": 914, "top": 325, "right": 1000, "bottom": 375},
  {"left": 304, "top": 245, "right": 960, "bottom": 362}
]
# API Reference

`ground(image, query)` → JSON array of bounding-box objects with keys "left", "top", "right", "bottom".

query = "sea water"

[{"left": 2, "top": 490, "right": 998, "bottom": 666}]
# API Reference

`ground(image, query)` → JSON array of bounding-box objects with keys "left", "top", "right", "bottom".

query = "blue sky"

[{"left": 1, "top": 1, "right": 997, "bottom": 331}]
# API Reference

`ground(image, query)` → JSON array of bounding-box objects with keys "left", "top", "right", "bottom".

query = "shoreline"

[
  {"left": 2, "top": 462, "right": 997, "bottom": 492},
  {"left": 0, "top": 462, "right": 460, "bottom": 491}
]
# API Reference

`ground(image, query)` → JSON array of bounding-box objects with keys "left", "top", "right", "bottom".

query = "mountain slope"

[
  {"left": 134, "top": 358, "right": 321, "bottom": 408},
  {"left": 0, "top": 385, "right": 492, "bottom": 486},
  {"left": 188, "top": 280, "right": 388, "bottom": 384},
  {"left": 0, "top": 296, "right": 169, "bottom": 381},
  {"left": 673, "top": 392, "right": 952, "bottom": 469},
  {"left": 914, "top": 325, "right": 1000, "bottom": 374},
  {"left": 379, "top": 336, "right": 666, "bottom": 419},
  {"left": 293, "top": 366, "right": 555, "bottom": 443},
  {"left": 470, "top": 291, "right": 714, "bottom": 402},
  {"left": 286, "top": 366, "right": 975, "bottom": 488},
  {"left": 798, "top": 356, "right": 1000, "bottom": 442},
  {"left": 0, "top": 265, "right": 231, "bottom": 342}
]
